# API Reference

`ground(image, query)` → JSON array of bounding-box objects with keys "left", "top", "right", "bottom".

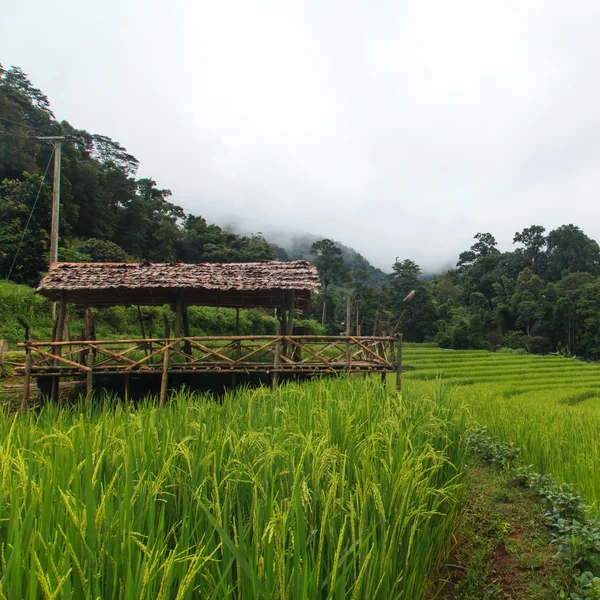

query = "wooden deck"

[{"left": 15, "top": 335, "right": 402, "bottom": 408}]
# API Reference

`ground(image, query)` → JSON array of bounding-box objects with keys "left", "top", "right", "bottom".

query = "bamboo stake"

[
  {"left": 396, "top": 333, "right": 403, "bottom": 392},
  {"left": 137, "top": 306, "right": 149, "bottom": 357},
  {"left": 22, "top": 351, "right": 32, "bottom": 415},
  {"left": 345, "top": 296, "right": 351, "bottom": 371},
  {"left": 272, "top": 320, "right": 280, "bottom": 388},
  {"left": 159, "top": 345, "right": 170, "bottom": 407},
  {"left": 86, "top": 351, "right": 94, "bottom": 402},
  {"left": 51, "top": 296, "right": 66, "bottom": 402}
]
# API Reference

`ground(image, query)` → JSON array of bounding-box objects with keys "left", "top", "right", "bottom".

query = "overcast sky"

[{"left": 3, "top": 0, "right": 600, "bottom": 272}]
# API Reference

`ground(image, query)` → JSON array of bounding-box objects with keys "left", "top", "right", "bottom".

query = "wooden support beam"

[
  {"left": 159, "top": 345, "right": 170, "bottom": 407},
  {"left": 174, "top": 293, "right": 183, "bottom": 339},
  {"left": 182, "top": 304, "right": 191, "bottom": 358},
  {"left": 137, "top": 306, "right": 149, "bottom": 357},
  {"left": 232, "top": 309, "right": 240, "bottom": 387},
  {"left": 345, "top": 296, "right": 351, "bottom": 370},
  {"left": 163, "top": 311, "right": 171, "bottom": 339},
  {"left": 272, "top": 320, "right": 280, "bottom": 388},
  {"left": 51, "top": 295, "right": 66, "bottom": 402},
  {"left": 21, "top": 351, "right": 32, "bottom": 415},
  {"left": 285, "top": 291, "right": 295, "bottom": 359},
  {"left": 396, "top": 333, "right": 403, "bottom": 392},
  {"left": 0, "top": 339, "right": 6, "bottom": 371},
  {"left": 86, "top": 351, "right": 94, "bottom": 402}
]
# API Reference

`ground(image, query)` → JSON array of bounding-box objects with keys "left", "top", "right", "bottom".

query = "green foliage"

[
  {"left": 79, "top": 238, "right": 131, "bottom": 262},
  {"left": 0, "top": 280, "right": 53, "bottom": 344},
  {"left": 468, "top": 428, "right": 600, "bottom": 598},
  {"left": 0, "top": 173, "right": 52, "bottom": 283}
]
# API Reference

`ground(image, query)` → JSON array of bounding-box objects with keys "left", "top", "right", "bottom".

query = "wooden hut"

[{"left": 17, "top": 260, "right": 400, "bottom": 409}]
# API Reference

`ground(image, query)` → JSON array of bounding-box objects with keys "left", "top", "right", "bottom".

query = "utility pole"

[
  {"left": 30, "top": 135, "right": 75, "bottom": 317},
  {"left": 30, "top": 136, "right": 75, "bottom": 265}
]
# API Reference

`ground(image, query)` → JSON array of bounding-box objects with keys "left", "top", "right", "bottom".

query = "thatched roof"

[{"left": 37, "top": 261, "right": 320, "bottom": 309}]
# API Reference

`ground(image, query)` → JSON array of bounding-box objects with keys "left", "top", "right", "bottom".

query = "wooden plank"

[
  {"left": 126, "top": 340, "right": 179, "bottom": 370},
  {"left": 18, "top": 335, "right": 397, "bottom": 347},
  {"left": 185, "top": 339, "right": 236, "bottom": 363},
  {"left": 31, "top": 347, "right": 92, "bottom": 372},
  {"left": 348, "top": 336, "right": 394, "bottom": 368}
]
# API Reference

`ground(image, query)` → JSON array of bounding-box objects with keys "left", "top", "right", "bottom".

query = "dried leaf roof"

[{"left": 36, "top": 261, "right": 320, "bottom": 309}]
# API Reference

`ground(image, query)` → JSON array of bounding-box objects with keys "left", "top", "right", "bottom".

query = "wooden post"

[
  {"left": 137, "top": 306, "right": 149, "bottom": 357},
  {"left": 160, "top": 313, "right": 171, "bottom": 407},
  {"left": 286, "top": 291, "right": 295, "bottom": 359},
  {"left": 0, "top": 339, "right": 7, "bottom": 371},
  {"left": 163, "top": 311, "right": 171, "bottom": 339},
  {"left": 174, "top": 293, "right": 183, "bottom": 340},
  {"left": 272, "top": 319, "right": 280, "bottom": 388},
  {"left": 345, "top": 296, "right": 351, "bottom": 370},
  {"left": 51, "top": 296, "right": 66, "bottom": 402},
  {"left": 182, "top": 304, "right": 191, "bottom": 359},
  {"left": 159, "top": 344, "right": 170, "bottom": 407},
  {"left": 22, "top": 351, "right": 32, "bottom": 415},
  {"left": 355, "top": 294, "right": 362, "bottom": 337},
  {"left": 86, "top": 351, "right": 94, "bottom": 402},
  {"left": 396, "top": 333, "right": 403, "bottom": 392},
  {"left": 18, "top": 318, "right": 31, "bottom": 413},
  {"left": 232, "top": 308, "right": 241, "bottom": 387}
]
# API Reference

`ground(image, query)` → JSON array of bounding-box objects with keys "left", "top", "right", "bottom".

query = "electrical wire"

[
  {"left": 0, "top": 115, "right": 56, "bottom": 135},
  {"left": 6, "top": 148, "right": 55, "bottom": 282}
]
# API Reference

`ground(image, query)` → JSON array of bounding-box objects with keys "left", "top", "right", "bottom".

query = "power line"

[
  {"left": 0, "top": 116, "right": 56, "bottom": 136},
  {"left": 0, "top": 128, "right": 33, "bottom": 140},
  {"left": 6, "top": 148, "right": 55, "bottom": 282}
]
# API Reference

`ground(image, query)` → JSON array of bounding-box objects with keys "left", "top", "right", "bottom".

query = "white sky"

[{"left": 3, "top": 0, "right": 600, "bottom": 271}]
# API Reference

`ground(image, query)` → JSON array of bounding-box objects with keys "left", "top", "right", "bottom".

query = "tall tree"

[
  {"left": 310, "top": 239, "right": 347, "bottom": 325},
  {"left": 390, "top": 258, "right": 436, "bottom": 342},
  {"left": 545, "top": 224, "right": 600, "bottom": 281}
]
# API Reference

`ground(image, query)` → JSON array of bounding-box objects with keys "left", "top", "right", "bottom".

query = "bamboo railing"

[{"left": 16, "top": 335, "right": 401, "bottom": 406}]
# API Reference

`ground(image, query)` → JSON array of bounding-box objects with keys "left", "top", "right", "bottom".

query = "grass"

[
  {"left": 0, "top": 377, "right": 468, "bottom": 599},
  {"left": 434, "top": 461, "right": 569, "bottom": 599}
]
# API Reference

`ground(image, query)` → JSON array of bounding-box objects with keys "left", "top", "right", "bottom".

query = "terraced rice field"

[{"left": 403, "top": 344, "right": 600, "bottom": 510}]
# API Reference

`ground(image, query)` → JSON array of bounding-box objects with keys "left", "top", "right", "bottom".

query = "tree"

[
  {"left": 0, "top": 173, "right": 52, "bottom": 284},
  {"left": 457, "top": 232, "right": 500, "bottom": 271},
  {"left": 512, "top": 268, "right": 546, "bottom": 338},
  {"left": 79, "top": 238, "right": 131, "bottom": 262},
  {"left": 310, "top": 239, "right": 347, "bottom": 325},
  {"left": 390, "top": 258, "right": 436, "bottom": 342},
  {"left": 545, "top": 225, "right": 600, "bottom": 281},
  {"left": 513, "top": 225, "right": 546, "bottom": 272}
]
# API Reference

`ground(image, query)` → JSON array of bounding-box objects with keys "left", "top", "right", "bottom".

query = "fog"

[{"left": 4, "top": 0, "right": 600, "bottom": 271}]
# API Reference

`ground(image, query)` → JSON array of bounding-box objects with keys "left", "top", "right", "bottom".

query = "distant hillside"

[{"left": 281, "top": 234, "right": 389, "bottom": 286}]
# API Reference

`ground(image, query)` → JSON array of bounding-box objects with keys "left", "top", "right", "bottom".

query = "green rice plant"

[
  {"left": 403, "top": 346, "right": 600, "bottom": 513},
  {"left": 0, "top": 377, "right": 468, "bottom": 599}
]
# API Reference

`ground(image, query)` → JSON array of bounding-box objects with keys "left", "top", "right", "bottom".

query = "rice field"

[
  {"left": 0, "top": 378, "right": 467, "bottom": 599},
  {"left": 403, "top": 345, "right": 600, "bottom": 510}
]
